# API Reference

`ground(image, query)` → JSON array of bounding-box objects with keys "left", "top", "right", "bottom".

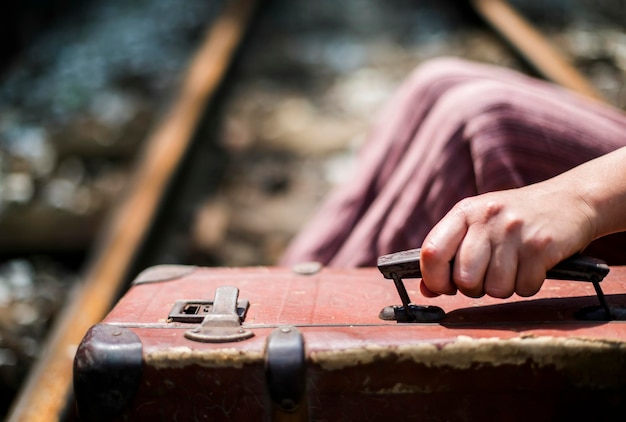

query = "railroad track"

[
  {"left": 6, "top": 0, "right": 259, "bottom": 420},
  {"left": 5, "top": 0, "right": 611, "bottom": 420},
  {"left": 470, "top": 0, "right": 605, "bottom": 102}
]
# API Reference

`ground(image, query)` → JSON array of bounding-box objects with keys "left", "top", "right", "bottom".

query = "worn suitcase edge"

[
  {"left": 137, "top": 326, "right": 626, "bottom": 388},
  {"left": 73, "top": 322, "right": 626, "bottom": 420},
  {"left": 307, "top": 334, "right": 626, "bottom": 390},
  {"left": 73, "top": 323, "right": 311, "bottom": 421},
  {"left": 73, "top": 324, "right": 143, "bottom": 421}
]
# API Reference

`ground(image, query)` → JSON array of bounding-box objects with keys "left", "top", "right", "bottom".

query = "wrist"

[{"left": 571, "top": 147, "right": 626, "bottom": 239}]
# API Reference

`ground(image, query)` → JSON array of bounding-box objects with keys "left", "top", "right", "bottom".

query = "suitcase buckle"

[{"left": 182, "top": 286, "right": 254, "bottom": 343}]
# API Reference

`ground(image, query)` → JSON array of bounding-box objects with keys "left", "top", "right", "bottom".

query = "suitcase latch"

[{"left": 180, "top": 286, "right": 254, "bottom": 343}]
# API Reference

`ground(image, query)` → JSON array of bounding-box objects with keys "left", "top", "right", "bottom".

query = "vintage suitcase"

[{"left": 73, "top": 252, "right": 626, "bottom": 421}]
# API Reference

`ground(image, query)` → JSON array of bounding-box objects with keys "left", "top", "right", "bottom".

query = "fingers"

[
  {"left": 419, "top": 280, "right": 441, "bottom": 298},
  {"left": 514, "top": 253, "right": 549, "bottom": 297},
  {"left": 483, "top": 243, "right": 518, "bottom": 298},
  {"left": 420, "top": 203, "right": 469, "bottom": 295},
  {"left": 452, "top": 228, "right": 491, "bottom": 298},
  {"left": 419, "top": 195, "right": 547, "bottom": 300},
  {"left": 421, "top": 237, "right": 545, "bottom": 299},
  {"left": 418, "top": 192, "right": 564, "bottom": 300}
]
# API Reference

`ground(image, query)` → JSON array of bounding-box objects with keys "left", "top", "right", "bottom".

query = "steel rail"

[
  {"left": 470, "top": 0, "right": 606, "bottom": 103},
  {"left": 5, "top": 0, "right": 259, "bottom": 420}
]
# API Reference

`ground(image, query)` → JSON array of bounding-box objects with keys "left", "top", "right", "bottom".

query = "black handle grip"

[{"left": 377, "top": 248, "right": 610, "bottom": 283}]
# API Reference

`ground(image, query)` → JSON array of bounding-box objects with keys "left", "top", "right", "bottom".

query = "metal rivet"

[
  {"left": 280, "top": 327, "right": 291, "bottom": 333},
  {"left": 292, "top": 261, "right": 322, "bottom": 275}
]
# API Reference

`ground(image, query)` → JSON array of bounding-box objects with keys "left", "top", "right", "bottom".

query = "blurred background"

[{"left": 0, "top": 0, "right": 624, "bottom": 418}]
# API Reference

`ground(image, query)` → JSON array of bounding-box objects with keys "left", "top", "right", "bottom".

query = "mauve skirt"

[{"left": 280, "top": 57, "right": 626, "bottom": 267}]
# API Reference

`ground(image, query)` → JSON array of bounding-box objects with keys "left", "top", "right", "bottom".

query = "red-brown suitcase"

[{"left": 73, "top": 260, "right": 626, "bottom": 421}]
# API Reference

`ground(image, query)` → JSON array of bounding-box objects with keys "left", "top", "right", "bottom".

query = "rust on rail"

[{"left": 470, "top": 0, "right": 606, "bottom": 103}]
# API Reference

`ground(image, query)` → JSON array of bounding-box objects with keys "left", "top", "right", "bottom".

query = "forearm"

[{"left": 563, "top": 146, "right": 626, "bottom": 240}]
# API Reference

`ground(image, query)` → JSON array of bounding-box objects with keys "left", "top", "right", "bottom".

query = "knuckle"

[
  {"left": 456, "top": 195, "right": 509, "bottom": 226},
  {"left": 482, "top": 199, "right": 504, "bottom": 219},
  {"left": 524, "top": 234, "right": 553, "bottom": 256},
  {"left": 501, "top": 213, "right": 523, "bottom": 236},
  {"left": 454, "top": 197, "right": 476, "bottom": 216}
]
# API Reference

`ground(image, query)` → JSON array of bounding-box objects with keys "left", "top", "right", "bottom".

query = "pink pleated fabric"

[{"left": 280, "top": 57, "right": 626, "bottom": 267}]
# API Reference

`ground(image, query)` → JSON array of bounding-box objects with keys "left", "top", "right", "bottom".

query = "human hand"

[{"left": 419, "top": 181, "right": 597, "bottom": 299}]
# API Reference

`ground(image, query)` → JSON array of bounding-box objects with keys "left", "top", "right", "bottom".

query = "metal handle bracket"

[{"left": 184, "top": 286, "right": 254, "bottom": 343}]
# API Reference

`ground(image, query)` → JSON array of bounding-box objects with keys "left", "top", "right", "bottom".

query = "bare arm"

[{"left": 420, "top": 146, "right": 626, "bottom": 299}]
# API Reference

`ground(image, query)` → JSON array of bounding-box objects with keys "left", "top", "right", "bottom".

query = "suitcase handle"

[
  {"left": 377, "top": 248, "right": 613, "bottom": 321},
  {"left": 377, "top": 248, "right": 610, "bottom": 282}
]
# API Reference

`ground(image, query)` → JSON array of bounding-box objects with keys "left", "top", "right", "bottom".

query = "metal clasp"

[
  {"left": 377, "top": 249, "right": 446, "bottom": 323},
  {"left": 183, "top": 286, "right": 254, "bottom": 343}
]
